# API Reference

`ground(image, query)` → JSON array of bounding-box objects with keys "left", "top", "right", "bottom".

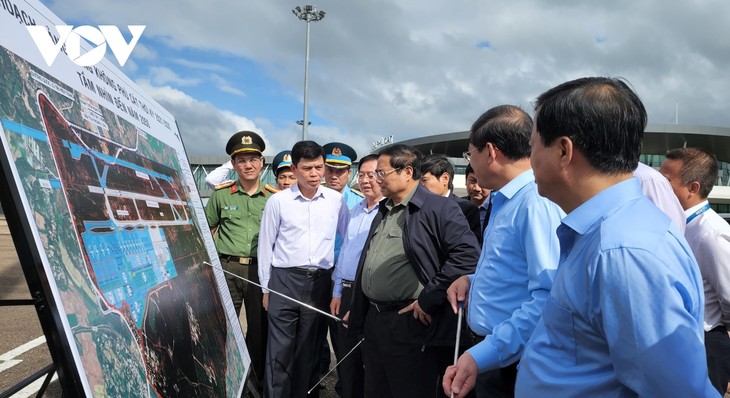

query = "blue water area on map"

[
  {"left": 82, "top": 220, "right": 178, "bottom": 328},
  {"left": 62, "top": 140, "right": 174, "bottom": 185},
  {"left": 49, "top": 179, "right": 61, "bottom": 188},
  {"left": 1, "top": 119, "right": 49, "bottom": 142}
]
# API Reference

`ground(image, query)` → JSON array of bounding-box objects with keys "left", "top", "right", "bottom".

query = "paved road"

[
  {"left": 0, "top": 216, "right": 62, "bottom": 397},
  {"left": 0, "top": 216, "right": 340, "bottom": 397}
]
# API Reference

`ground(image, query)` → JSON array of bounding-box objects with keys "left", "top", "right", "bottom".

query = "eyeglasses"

[
  {"left": 358, "top": 171, "right": 377, "bottom": 180},
  {"left": 375, "top": 168, "right": 402, "bottom": 179},
  {"left": 464, "top": 145, "right": 497, "bottom": 162}
]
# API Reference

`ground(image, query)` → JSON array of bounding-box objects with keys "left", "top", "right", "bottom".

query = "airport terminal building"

[{"left": 189, "top": 123, "right": 730, "bottom": 213}]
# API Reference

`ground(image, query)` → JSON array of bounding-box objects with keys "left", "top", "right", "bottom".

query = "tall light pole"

[{"left": 292, "top": 5, "right": 325, "bottom": 141}]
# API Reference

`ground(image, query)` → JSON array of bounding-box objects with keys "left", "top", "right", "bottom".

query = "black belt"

[
  {"left": 342, "top": 279, "right": 354, "bottom": 289},
  {"left": 219, "top": 254, "right": 257, "bottom": 265},
  {"left": 283, "top": 267, "right": 327, "bottom": 278},
  {"left": 709, "top": 325, "right": 728, "bottom": 334},
  {"left": 369, "top": 299, "right": 413, "bottom": 312}
]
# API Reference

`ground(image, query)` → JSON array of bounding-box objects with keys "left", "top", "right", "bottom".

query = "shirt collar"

[
  {"left": 684, "top": 200, "right": 709, "bottom": 217},
  {"left": 232, "top": 180, "right": 265, "bottom": 196},
  {"left": 385, "top": 183, "right": 418, "bottom": 209},
  {"left": 291, "top": 182, "right": 326, "bottom": 200},
  {"left": 562, "top": 178, "right": 643, "bottom": 235},
  {"left": 482, "top": 191, "right": 496, "bottom": 209},
  {"left": 496, "top": 169, "right": 534, "bottom": 200}
]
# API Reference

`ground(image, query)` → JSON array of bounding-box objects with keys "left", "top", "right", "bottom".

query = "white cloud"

[
  {"left": 171, "top": 58, "right": 231, "bottom": 73},
  {"left": 148, "top": 66, "right": 201, "bottom": 87},
  {"left": 45, "top": 0, "right": 730, "bottom": 158},
  {"left": 210, "top": 74, "right": 245, "bottom": 97},
  {"left": 136, "top": 80, "right": 269, "bottom": 156}
]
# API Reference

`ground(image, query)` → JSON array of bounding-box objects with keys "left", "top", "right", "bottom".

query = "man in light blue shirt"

[
  {"left": 514, "top": 77, "right": 717, "bottom": 397},
  {"left": 444, "top": 105, "right": 564, "bottom": 398}
]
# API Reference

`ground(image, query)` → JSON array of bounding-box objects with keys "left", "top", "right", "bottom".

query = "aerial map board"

[{"left": 0, "top": 1, "right": 250, "bottom": 397}]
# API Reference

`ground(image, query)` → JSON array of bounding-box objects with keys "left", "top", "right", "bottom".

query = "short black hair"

[
  {"left": 470, "top": 105, "right": 532, "bottom": 161},
  {"left": 378, "top": 144, "right": 423, "bottom": 180},
  {"left": 465, "top": 163, "right": 475, "bottom": 178},
  {"left": 359, "top": 153, "right": 379, "bottom": 165},
  {"left": 534, "top": 77, "right": 646, "bottom": 174},
  {"left": 421, "top": 153, "right": 455, "bottom": 190},
  {"left": 665, "top": 147, "right": 718, "bottom": 199},
  {"left": 291, "top": 140, "right": 325, "bottom": 165}
]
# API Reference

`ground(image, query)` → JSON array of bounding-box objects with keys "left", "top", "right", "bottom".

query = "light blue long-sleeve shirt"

[
  {"left": 341, "top": 185, "right": 364, "bottom": 209},
  {"left": 334, "top": 185, "right": 364, "bottom": 260},
  {"left": 332, "top": 198, "right": 380, "bottom": 297},
  {"left": 466, "top": 169, "right": 564, "bottom": 372},
  {"left": 516, "top": 178, "right": 718, "bottom": 397}
]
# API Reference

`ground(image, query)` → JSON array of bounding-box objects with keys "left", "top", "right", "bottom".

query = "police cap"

[{"left": 226, "top": 131, "right": 265, "bottom": 157}]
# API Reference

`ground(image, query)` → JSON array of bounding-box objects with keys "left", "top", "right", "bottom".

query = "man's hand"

[
  {"left": 443, "top": 352, "right": 478, "bottom": 398},
  {"left": 330, "top": 297, "right": 341, "bottom": 316},
  {"left": 447, "top": 275, "right": 472, "bottom": 314},
  {"left": 263, "top": 293, "right": 269, "bottom": 311},
  {"left": 398, "top": 299, "right": 432, "bottom": 325}
]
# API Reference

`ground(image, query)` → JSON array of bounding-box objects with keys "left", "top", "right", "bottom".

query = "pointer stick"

[
  {"left": 451, "top": 301, "right": 464, "bottom": 398},
  {"left": 307, "top": 337, "right": 365, "bottom": 395},
  {"left": 202, "top": 261, "right": 342, "bottom": 323}
]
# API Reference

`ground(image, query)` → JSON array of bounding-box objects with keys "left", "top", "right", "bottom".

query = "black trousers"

[
  {"left": 264, "top": 267, "right": 330, "bottom": 398},
  {"left": 336, "top": 284, "right": 364, "bottom": 398},
  {"left": 309, "top": 270, "right": 337, "bottom": 398},
  {"left": 705, "top": 325, "right": 730, "bottom": 395},
  {"left": 474, "top": 360, "right": 518, "bottom": 398},
  {"left": 429, "top": 345, "right": 476, "bottom": 398},
  {"left": 361, "top": 303, "right": 439, "bottom": 398},
  {"left": 220, "top": 258, "right": 267, "bottom": 389}
]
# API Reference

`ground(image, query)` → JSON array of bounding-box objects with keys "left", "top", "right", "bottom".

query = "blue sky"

[{"left": 40, "top": 0, "right": 730, "bottom": 158}]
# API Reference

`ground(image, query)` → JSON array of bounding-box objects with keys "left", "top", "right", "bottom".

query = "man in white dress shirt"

[
  {"left": 660, "top": 147, "right": 730, "bottom": 395},
  {"left": 258, "top": 140, "right": 349, "bottom": 398},
  {"left": 634, "top": 161, "right": 686, "bottom": 233}
]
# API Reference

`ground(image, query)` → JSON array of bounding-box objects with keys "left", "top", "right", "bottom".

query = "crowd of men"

[{"left": 204, "top": 76, "right": 730, "bottom": 398}]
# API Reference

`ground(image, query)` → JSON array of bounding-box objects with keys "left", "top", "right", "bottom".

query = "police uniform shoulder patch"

[
  {"left": 350, "top": 188, "right": 364, "bottom": 197},
  {"left": 264, "top": 184, "right": 279, "bottom": 194},
  {"left": 214, "top": 180, "right": 236, "bottom": 190}
]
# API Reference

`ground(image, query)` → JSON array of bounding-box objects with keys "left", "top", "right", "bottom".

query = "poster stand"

[
  {"left": 0, "top": 297, "right": 56, "bottom": 398},
  {"left": 0, "top": 155, "right": 84, "bottom": 397},
  {"left": 0, "top": 361, "right": 56, "bottom": 398}
]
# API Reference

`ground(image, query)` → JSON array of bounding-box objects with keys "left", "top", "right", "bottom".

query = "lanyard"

[{"left": 686, "top": 203, "right": 711, "bottom": 225}]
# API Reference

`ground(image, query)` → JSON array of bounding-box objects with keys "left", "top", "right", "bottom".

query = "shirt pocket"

[
  {"left": 542, "top": 294, "right": 577, "bottom": 366},
  {"left": 221, "top": 207, "right": 241, "bottom": 221},
  {"left": 386, "top": 228, "right": 403, "bottom": 239}
]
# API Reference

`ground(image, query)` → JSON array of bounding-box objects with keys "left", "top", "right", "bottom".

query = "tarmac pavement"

[{"left": 0, "top": 215, "right": 341, "bottom": 397}]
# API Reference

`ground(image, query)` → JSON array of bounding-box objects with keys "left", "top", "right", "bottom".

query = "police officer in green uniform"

[{"left": 205, "top": 130, "right": 269, "bottom": 392}]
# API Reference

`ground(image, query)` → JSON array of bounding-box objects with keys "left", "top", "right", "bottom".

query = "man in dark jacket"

[
  {"left": 420, "top": 153, "right": 482, "bottom": 244},
  {"left": 347, "top": 144, "right": 480, "bottom": 398}
]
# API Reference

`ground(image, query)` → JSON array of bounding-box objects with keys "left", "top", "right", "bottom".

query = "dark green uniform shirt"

[
  {"left": 361, "top": 186, "right": 423, "bottom": 301},
  {"left": 205, "top": 180, "right": 269, "bottom": 257}
]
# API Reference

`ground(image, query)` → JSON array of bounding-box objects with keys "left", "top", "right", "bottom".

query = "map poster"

[{"left": 0, "top": 1, "right": 249, "bottom": 397}]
